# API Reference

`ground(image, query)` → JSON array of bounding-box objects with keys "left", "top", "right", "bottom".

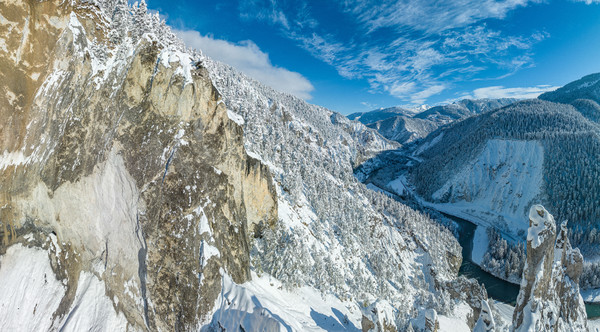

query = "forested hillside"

[{"left": 414, "top": 100, "right": 600, "bottom": 249}]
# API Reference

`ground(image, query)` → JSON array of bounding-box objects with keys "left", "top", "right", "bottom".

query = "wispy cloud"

[
  {"left": 176, "top": 30, "right": 314, "bottom": 99},
  {"left": 237, "top": 0, "right": 546, "bottom": 104},
  {"left": 410, "top": 85, "right": 447, "bottom": 104},
  {"left": 360, "top": 101, "right": 378, "bottom": 109},
  {"left": 238, "top": 0, "right": 290, "bottom": 29},
  {"left": 572, "top": 0, "right": 600, "bottom": 4},
  {"left": 461, "top": 85, "right": 560, "bottom": 100},
  {"left": 342, "top": 0, "right": 535, "bottom": 34}
]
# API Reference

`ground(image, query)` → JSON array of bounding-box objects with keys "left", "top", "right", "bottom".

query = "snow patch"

[
  {"left": 0, "top": 244, "right": 66, "bottom": 331},
  {"left": 472, "top": 226, "right": 489, "bottom": 265},
  {"left": 196, "top": 206, "right": 212, "bottom": 236},
  {"left": 387, "top": 175, "right": 407, "bottom": 196},
  {"left": 58, "top": 271, "right": 128, "bottom": 331},
  {"left": 528, "top": 205, "right": 554, "bottom": 249},
  {"left": 0, "top": 12, "right": 8, "bottom": 25},
  {"left": 68, "top": 12, "right": 83, "bottom": 40},
  {"left": 200, "top": 240, "right": 220, "bottom": 268},
  {"left": 438, "top": 314, "right": 471, "bottom": 332},
  {"left": 0, "top": 150, "right": 34, "bottom": 170},
  {"left": 159, "top": 47, "right": 194, "bottom": 85},
  {"left": 590, "top": 319, "right": 600, "bottom": 332},
  {"left": 227, "top": 109, "right": 245, "bottom": 126}
]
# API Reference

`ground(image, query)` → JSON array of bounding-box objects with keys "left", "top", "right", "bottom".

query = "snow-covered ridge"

[
  {"left": 540, "top": 72, "right": 600, "bottom": 105},
  {"left": 351, "top": 98, "right": 516, "bottom": 144}
]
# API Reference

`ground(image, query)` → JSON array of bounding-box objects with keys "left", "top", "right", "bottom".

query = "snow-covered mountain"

[
  {"left": 201, "top": 46, "right": 499, "bottom": 331},
  {"left": 409, "top": 97, "right": 600, "bottom": 259},
  {"left": 0, "top": 0, "right": 503, "bottom": 331},
  {"left": 351, "top": 99, "right": 516, "bottom": 144},
  {"left": 415, "top": 99, "right": 516, "bottom": 123},
  {"left": 366, "top": 116, "right": 439, "bottom": 144},
  {"left": 0, "top": 0, "right": 591, "bottom": 330},
  {"left": 539, "top": 72, "right": 600, "bottom": 124},
  {"left": 358, "top": 75, "right": 600, "bottom": 291},
  {"left": 348, "top": 106, "right": 424, "bottom": 123},
  {"left": 0, "top": 0, "right": 279, "bottom": 330}
]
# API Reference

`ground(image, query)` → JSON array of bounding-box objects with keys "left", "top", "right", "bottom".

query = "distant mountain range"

[{"left": 350, "top": 99, "right": 516, "bottom": 144}]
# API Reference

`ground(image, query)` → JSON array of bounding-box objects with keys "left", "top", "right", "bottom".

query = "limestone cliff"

[
  {"left": 512, "top": 205, "right": 587, "bottom": 331},
  {"left": 0, "top": 0, "right": 276, "bottom": 330}
]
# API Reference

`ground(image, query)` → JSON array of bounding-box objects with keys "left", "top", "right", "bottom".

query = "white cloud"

[
  {"left": 238, "top": 0, "right": 290, "bottom": 29},
  {"left": 360, "top": 101, "right": 378, "bottom": 109},
  {"left": 294, "top": 32, "right": 348, "bottom": 67},
  {"left": 387, "top": 81, "right": 416, "bottom": 97},
  {"left": 235, "top": 0, "right": 546, "bottom": 104},
  {"left": 572, "top": 0, "right": 600, "bottom": 4},
  {"left": 176, "top": 30, "right": 314, "bottom": 100},
  {"left": 410, "top": 85, "right": 446, "bottom": 104},
  {"left": 343, "top": 0, "right": 535, "bottom": 34},
  {"left": 464, "top": 85, "right": 560, "bottom": 100}
]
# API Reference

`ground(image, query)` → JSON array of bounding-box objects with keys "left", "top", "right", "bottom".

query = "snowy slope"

[
  {"left": 0, "top": 0, "right": 530, "bottom": 330},
  {"left": 357, "top": 96, "right": 600, "bottom": 289},
  {"left": 347, "top": 106, "right": 423, "bottom": 123},
  {"left": 0, "top": 0, "right": 281, "bottom": 330},
  {"left": 206, "top": 272, "right": 362, "bottom": 331},
  {"left": 411, "top": 99, "right": 600, "bottom": 249},
  {"left": 0, "top": 244, "right": 66, "bottom": 331},
  {"left": 431, "top": 139, "right": 544, "bottom": 238},
  {"left": 415, "top": 98, "right": 516, "bottom": 123},
  {"left": 472, "top": 226, "right": 490, "bottom": 266},
  {"left": 199, "top": 39, "right": 483, "bottom": 330},
  {"left": 0, "top": 242, "right": 127, "bottom": 331}
]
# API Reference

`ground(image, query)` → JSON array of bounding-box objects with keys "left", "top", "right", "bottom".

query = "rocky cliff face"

[
  {"left": 512, "top": 205, "right": 587, "bottom": 331},
  {"left": 0, "top": 0, "right": 276, "bottom": 330}
]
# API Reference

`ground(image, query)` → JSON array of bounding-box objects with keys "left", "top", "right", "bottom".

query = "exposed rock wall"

[
  {"left": 0, "top": 1, "right": 276, "bottom": 330},
  {"left": 512, "top": 205, "right": 587, "bottom": 331}
]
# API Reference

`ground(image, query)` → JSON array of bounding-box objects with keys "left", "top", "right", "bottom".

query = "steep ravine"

[{"left": 0, "top": 1, "right": 276, "bottom": 330}]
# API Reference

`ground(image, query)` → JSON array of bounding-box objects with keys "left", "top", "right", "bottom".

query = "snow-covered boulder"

[
  {"left": 473, "top": 299, "right": 495, "bottom": 332},
  {"left": 360, "top": 300, "right": 397, "bottom": 332}
]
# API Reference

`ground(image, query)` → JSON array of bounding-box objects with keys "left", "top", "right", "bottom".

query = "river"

[{"left": 444, "top": 212, "right": 600, "bottom": 320}]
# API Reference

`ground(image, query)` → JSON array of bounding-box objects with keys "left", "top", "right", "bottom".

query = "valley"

[{"left": 0, "top": 0, "right": 598, "bottom": 331}]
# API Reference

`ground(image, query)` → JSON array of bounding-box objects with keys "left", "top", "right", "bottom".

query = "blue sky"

[{"left": 146, "top": 0, "right": 600, "bottom": 114}]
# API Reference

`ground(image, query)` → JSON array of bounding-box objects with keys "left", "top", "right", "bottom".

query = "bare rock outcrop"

[
  {"left": 512, "top": 205, "right": 587, "bottom": 331},
  {"left": 0, "top": 0, "right": 276, "bottom": 330}
]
